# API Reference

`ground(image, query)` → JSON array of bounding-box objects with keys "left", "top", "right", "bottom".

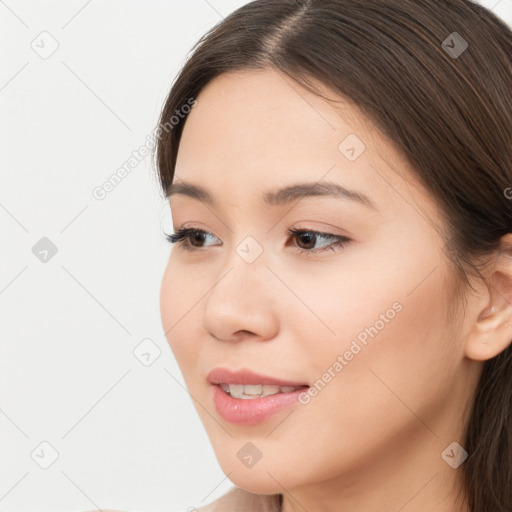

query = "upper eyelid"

[{"left": 172, "top": 227, "right": 340, "bottom": 237}]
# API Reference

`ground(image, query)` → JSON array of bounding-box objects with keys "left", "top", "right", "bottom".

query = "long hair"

[{"left": 153, "top": 1, "right": 512, "bottom": 510}]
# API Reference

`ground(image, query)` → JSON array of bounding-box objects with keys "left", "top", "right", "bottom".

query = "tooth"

[
  {"left": 261, "top": 385, "right": 280, "bottom": 396},
  {"left": 280, "top": 386, "right": 299, "bottom": 393},
  {"left": 228, "top": 384, "right": 244, "bottom": 397},
  {"left": 243, "top": 384, "right": 263, "bottom": 395}
]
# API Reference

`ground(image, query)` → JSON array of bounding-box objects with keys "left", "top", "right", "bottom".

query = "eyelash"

[{"left": 164, "top": 227, "right": 350, "bottom": 256}]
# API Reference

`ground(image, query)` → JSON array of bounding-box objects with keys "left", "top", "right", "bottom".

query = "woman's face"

[{"left": 160, "top": 69, "right": 480, "bottom": 504}]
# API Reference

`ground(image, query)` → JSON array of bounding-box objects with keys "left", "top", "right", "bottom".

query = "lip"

[
  {"left": 207, "top": 367, "right": 309, "bottom": 425},
  {"left": 207, "top": 367, "right": 309, "bottom": 387}
]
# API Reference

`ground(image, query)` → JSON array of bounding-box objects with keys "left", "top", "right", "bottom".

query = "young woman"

[{"left": 154, "top": 1, "right": 512, "bottom": 511}]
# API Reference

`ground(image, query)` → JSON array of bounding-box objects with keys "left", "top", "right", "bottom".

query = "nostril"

[
  {"left": 211, "top": 330, "right": 255, "bottom": 342},
  {"left": 235, "top": 330, "right": 254, "bottom": 337}
]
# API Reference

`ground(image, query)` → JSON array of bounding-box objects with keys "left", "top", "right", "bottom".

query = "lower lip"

[{"left": 211, "top": 384, "right": 308, "bottom": 425}]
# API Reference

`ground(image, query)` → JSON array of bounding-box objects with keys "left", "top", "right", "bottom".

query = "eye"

[
  {"left": 164, "top": 227, "right": 351, "bottom": 255},
  {"left": 286, "top": 228, "right": 350, "bottom": 255},
  {"left": 165, "top": 227, "right": 220, "bottom": 250}
]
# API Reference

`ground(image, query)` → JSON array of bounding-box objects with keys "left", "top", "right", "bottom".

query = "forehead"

[{"left": 180, "top": 68, "right": 373, "bottom": 155}]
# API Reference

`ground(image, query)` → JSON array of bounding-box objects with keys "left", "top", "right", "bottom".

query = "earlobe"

[{"left": 464, "top": 234, "right": 512, "bottom": 362}]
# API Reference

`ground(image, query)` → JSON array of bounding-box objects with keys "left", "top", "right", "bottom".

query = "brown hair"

[{"left": 153, "top": 1, "right": 512, "bottom": 510}]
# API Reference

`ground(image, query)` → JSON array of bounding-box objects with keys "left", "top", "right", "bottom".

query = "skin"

[{"left": 159, "top": 68, "right": 512, "bottom": 512}]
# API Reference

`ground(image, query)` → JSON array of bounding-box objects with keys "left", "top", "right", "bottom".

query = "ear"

[{"left": 465, "top": 233, "right": 512, "bottom": 361}]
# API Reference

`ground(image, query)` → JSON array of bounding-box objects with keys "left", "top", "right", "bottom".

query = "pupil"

[
  {"left": 191, "top": 231, "right": 204, "bottom": 246},
  {"left": 300, "top": 232, "right": 315, "bottom": 249}
]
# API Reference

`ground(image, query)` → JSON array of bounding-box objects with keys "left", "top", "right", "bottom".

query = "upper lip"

[{"left": 207, "top": 367, "right": 309, "bottom": 387}]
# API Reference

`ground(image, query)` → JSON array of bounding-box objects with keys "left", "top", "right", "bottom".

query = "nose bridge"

[{"left": 233, "top": 233, "right": 266, "bottom": 266}]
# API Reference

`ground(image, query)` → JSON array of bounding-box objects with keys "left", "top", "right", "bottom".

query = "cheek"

[
  {"left": 303, "top": 268, "right": 459, "bottom": 439},
  {"left": 160, "top": 258, "right": 200, "bottom": 370}
]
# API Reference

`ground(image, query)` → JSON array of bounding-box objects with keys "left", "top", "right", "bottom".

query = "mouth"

[{"left": 207, "top": 367, "right": 310, "bottom": 425}]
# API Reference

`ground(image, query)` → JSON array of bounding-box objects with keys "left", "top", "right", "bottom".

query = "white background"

[{"left": 1, "top": 1, "right": 511, "bottom": 511}]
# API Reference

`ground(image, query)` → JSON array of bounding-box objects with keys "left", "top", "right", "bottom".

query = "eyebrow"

[{"left": 167, "top": 180, "right": 378, "bottom": 210}]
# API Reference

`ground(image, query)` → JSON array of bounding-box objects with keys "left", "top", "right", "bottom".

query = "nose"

[{"left": 201, "top": 256, "right": 280, "bottom": 343}]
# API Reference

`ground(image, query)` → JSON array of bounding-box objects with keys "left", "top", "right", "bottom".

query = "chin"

[
  {"left": 226, "top": 471, "right": 286, "bottom": 495},
  {"left": 213, "top": 448, "right": 303, "bottom": 495}
]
